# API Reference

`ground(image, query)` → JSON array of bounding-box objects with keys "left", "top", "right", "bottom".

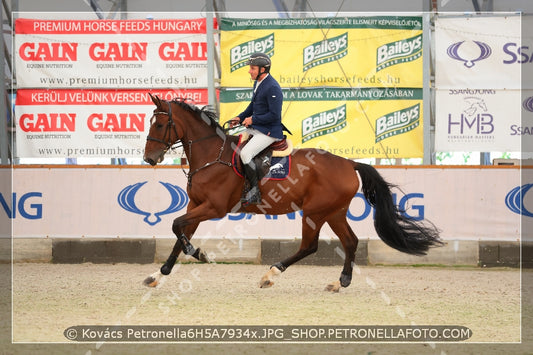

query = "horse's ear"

[{"left": 148, "top": 93, "right": 161, "bottom": 108}]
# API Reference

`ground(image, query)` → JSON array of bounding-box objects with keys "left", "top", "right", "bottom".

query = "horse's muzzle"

[
  {"left": 144, "top": 152, "right": 165, "bottom": 166},
  {"left": 144, "top": 157, "right": 157, "bottom": 166}
]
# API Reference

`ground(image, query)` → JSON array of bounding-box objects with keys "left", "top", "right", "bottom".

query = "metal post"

[
  {"left": 89, "top": 0, "right": 104, "bottom": 19},
  {"left": 272, "top": 0, "right": 289, "bottom": 18},
  {"left": 479, "top": 0, "right": 494, "bottom": 165},
  {"left": 0, "top": 2, "right": 10, "bottom": 164},
  {"left": 422, "top": 12, "right": 432, "bottom": 164},
  {"left": 206, "top": 0, "right": 216, "bottom": 110}
]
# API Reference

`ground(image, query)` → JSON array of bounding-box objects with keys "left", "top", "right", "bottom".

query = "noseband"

[
  {"left": 146, "top": 101, "right": 181, "bottom": 152},
  {"left": 145, "top": 100, "right": 233, "bottom": 186}
]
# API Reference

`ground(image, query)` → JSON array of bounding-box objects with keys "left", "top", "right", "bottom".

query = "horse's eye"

[{"left": 155, "top": 123, "right": 164, "bottom": 129}]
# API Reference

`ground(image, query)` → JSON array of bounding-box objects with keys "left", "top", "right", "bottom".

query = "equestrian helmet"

[{"left": 247, "top": 52, "right": 271, "bottom": 72}]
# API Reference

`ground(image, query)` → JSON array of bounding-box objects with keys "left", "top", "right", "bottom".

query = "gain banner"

[
  {"left": 15, "top": 89, "right": 208, "bottom": 158},
  {"left": 220, "top": 87, "right": 423, "bottom": 158},
  {"left": 220, "top": 16, "right": 423, "bottom": 88},
  {"left": 15, "top": 18, "right": 212, "bottom": 88}
]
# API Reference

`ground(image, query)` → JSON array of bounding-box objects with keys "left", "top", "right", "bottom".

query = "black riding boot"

[{"left": 241, "top": 162, "right": 262, "bottom": 206}]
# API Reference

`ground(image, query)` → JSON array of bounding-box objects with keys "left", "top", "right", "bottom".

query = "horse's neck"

[{"left": 179, "top": 115, "right": 235, "bottom": 168}]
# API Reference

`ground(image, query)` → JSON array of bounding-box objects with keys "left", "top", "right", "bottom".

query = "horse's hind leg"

[
  {"left": 259, "top": 214, "right": 325, "bottom": 288},
  {"left": 324, "top": 212, "right": 358, "bottom": 292}
]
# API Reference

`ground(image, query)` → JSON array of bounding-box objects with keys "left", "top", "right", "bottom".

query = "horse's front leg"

[
  {"left": 143, "top": 221, "right": 206, "bottom": 287},
  {"left": 143, "top": 202, "right": 218, "bottom": 287},
  {"left": 160, "top": 221, "right": 206, "bottom": 274}
]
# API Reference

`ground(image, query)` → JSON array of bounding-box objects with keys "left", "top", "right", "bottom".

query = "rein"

[
  {"left": 185, "top": 133, "right": 232, "bottom": 187},
  {"left": 147, "top": 100, "right": 233, "bottom": 187}
]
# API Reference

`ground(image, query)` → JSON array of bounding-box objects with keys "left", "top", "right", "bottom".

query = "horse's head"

[
  {"left": 143, "top": 94, "right": 183, "bottom": 166},
  {"left": 144, "top": 93, "right": 227, "bottom": 166}
]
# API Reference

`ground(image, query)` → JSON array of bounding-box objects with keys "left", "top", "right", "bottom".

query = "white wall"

[{"left": 4, "top": 166, "right": 525, "bottom": 241}]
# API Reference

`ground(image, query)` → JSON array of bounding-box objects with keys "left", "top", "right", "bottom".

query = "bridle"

[
  {"left": 146, "top": 100, "right": 233, "bottom": 186},
  {"left": 146, "top": 101, "right": 181, "bottom": 153}
]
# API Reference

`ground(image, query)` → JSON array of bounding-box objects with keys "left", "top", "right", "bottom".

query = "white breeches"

[{"left": 240, "top": 128, "right": 280, "bottom": 164}]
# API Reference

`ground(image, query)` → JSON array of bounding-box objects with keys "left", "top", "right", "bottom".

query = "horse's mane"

[{"left": 170, "top": 98, "right": 225, "bottom": 133}]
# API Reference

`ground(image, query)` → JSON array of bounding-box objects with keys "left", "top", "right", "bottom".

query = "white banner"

[
  {"left": 15, "top": 18, "right": 212, "bottom": 88},
  {"left": 434, "top": 15, "right": 525, "bottom": 152},
  {"left": 522, "top": 89, "right": 533, "bottom": 153},
  {"left": 435, "top": 89, "right": 522, "bottom": 151},
  {"left": 435, "top": 15, "right": 521, "bottom": 89},
  {"left": 8, "top": 166, "right": 524, "bottom": 241},
  {"left": 15, "top": 89, "right": 208, "bottom": 158}
]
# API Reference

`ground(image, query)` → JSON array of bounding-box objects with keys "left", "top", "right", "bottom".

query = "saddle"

[
  {"left": 239, "top": 132, "right": 293, "bottom": 157},
  {"left": 232, "top": 133, "right": 293, "bottom": 181}
]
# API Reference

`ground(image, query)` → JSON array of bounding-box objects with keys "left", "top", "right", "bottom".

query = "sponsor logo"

[
  {"left": 19, "top": 42, "right": 78, "bottom": 61},
  {"left": 19, "top": 113, "right": 76, "bottom": 132},
  {"left": 376, "top": 33, "right": 422, "bottom": 72},
  {"left": 0, "top": 192, "right": 43, "bottom": 219},
  {"left": 462, "top": 96, "right": 487, "bottom": 116},
  {"left": 268, "top": 162, "right": 285, "bottom": 175},
  {"left": 349, "top": 192, "right": 425, "bottom": 221},
  {"left": 523, "top": 96, "right": 533, "bottom": 112},
  {"left": 87, "top": 113, "right": 145, "bottom": 132},
  {"left": 158, "top": 42, "right": 207, "bottom": 61},
  {"left": 19, "top": 112, "right": 146, "bottom": 133},
  {"left": 505, "top": 184, "right": 533, "bottom": 217},
  {"left": 301, "top": 104, "right": 347, "bottom": 143},
  {"left": 230, "top": 33, "right": 274, "bottom": 72},
  {"left": 303, "top": 32, "right": 348, "bottom": 72},
  {"left": 510, "top": 96, "right": 533, "bottom": 136},
  {"left": 375, "top": 103, "right": 420, "bottom": 143},
  {"left": 503, "top": 42, "right": 533, "bottom": 64},
  {"left": 447, "top": 96, "right": 494, "bottom": 135},
  {"left": 89, "top": 42, "right": 147, "bottom": 61},
  {"left": 118, "top": 181, "right": 188, "bottom": 226},
  {"left": 217, "top": 192, "right": 425, "bottom": 222},
  {"left": 447, "top": 40, "right": 492, "bottom": 68}
]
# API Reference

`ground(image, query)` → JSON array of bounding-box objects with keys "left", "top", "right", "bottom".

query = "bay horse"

[{"left": 142, "top": 94, "right": 442, "bottom": 292}]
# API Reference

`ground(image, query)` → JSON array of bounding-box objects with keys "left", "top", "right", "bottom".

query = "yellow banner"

[
  {"left": 220, "top": 16, "right": 423, "bottom": 88},
  {"left": 220, "top": 88, "right": 423, "bottom": 158}
]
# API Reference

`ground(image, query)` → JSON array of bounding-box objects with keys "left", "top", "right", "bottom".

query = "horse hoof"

[
  {"left": 259, "top": 266, "right": 281, "bottom": 288},
  {"left": 198, "top": 248, "right": 211, "bottom": 263},
  {"left": 260, "top": 279, "right": 274, "bottom": 288},
  {"left": 325, "top": 280, "right": 341, "bottom": 293},
  {"left": 143, "top": 276, "right": 158, "bottom": 288}
]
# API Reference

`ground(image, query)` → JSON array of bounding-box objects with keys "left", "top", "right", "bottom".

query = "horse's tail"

[{"left": 353, "top": 162, "right": 443, "bottom": 255}]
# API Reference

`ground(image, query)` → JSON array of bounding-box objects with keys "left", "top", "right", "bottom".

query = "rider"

[{"left": 230, "top": 52, "right": 284, "bottom": 206}]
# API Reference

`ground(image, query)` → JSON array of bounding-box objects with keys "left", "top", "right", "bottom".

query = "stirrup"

[{"left": 241, "top": 186, "right": 261, "bottom": 206}]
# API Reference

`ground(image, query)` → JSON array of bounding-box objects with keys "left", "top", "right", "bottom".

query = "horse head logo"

[
  {"left": 505, "top": 184, "right": 533, "bottom": 218},
  {"left": 118, "top": 181, "right": 188, "bottom": 226},
  {"left": 447, "top": 40, "right": 492, "bottom": 68},
  {"left": 269, "top": 162, "right": 285, "bottom": 175},
  {"left": 462, "top": 96, "right": 488, "bottom": 116}
]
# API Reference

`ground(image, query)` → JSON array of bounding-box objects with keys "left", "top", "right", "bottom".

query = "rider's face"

[{"left": 248, "top": 65, "right": 263, "bottom": 80}]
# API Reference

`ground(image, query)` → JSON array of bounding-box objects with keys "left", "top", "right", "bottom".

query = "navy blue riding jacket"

[{"left": 237, "top": 74, "right": 284, "bottom": 140}]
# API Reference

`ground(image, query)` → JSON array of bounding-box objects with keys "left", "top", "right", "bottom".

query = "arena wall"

[{"left": 2, "top": 165, "right": 531, "bottom": 267}]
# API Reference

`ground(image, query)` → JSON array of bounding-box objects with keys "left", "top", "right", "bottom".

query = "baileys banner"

[
  {"left": 220, "top": 16, "right": 423, "bottom": 88},
  {"left": 220, "top": 88, "right": 424, "bottom": 159},
  {"left": 219, "top": 16, "right": 424, "bottom": 158}
]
